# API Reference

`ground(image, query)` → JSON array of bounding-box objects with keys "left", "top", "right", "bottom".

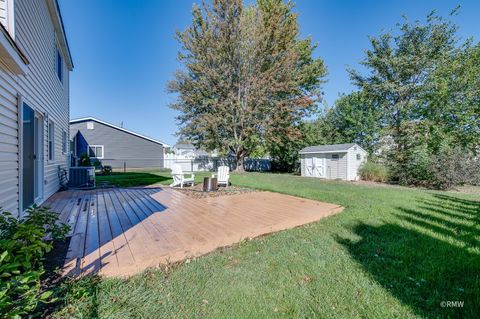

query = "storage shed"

[{"left": 299, "top": 143, "right": 367, "bottom": 181}]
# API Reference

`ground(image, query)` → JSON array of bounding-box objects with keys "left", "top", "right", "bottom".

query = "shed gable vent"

[{"left": 87, "top": 122, "right": 94, "bottom": 130}]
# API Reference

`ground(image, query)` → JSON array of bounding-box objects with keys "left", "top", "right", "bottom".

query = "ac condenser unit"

[{"left": 68, "top": 167, "right": 95, "bottom": 189}]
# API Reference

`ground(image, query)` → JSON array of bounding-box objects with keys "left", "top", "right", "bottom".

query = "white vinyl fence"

[{"left": 164, "top": 153, "right": 271, "bottom": 172}]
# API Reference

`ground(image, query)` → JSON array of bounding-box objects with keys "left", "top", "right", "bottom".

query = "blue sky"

[{"left": 60, "top": 0, "right": 480, "bottom": 146}]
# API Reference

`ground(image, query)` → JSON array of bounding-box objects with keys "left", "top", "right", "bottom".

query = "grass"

[
  {"left": 96, "top": 169, "right": 212, "bottom": 187},
  {"left": 52, "top": 172, "right": 479, "bottom": 318}
]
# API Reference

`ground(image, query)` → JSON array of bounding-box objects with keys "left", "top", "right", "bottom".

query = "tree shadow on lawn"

[
  {"left": 337, "top": 194, "right": 480, "bottom": 318},
  {"left": 96, "top": 172, "right": 171, "bottom": 187}
]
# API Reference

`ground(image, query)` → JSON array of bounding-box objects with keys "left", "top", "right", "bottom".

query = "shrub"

[
  {"left": 395, "top": 146, "right": 434, "bottom": 187},
  {"left": 92, "top": 160, "right": 102, "bottom": 169},
  {"left": 0, "top": 206, "right": 69, "bottom": 318},
  {"left": 389, "top": 145, "right": 480, "bottom": 190},
  {"left": 101, "top": 165, "right": 113, "bottom": 175},
  {"left": 358, "top": 161, "right": 389, "bottom": 182},
  {"left": 79, "top": 154, "right": 91, "bottom": 167},
  {"left": 429, "top": 147, "right": 480, "bottom": 190}
]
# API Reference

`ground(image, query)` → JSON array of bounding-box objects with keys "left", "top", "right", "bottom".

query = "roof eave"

[
  {"left": 46, "top": 0, "right": 73, "bottom": 70},
  {"left": 299, "top": 150, "right": 349, "bottom": 154},
  {"left": 0, "top": 23, "right": 29, "bottom": 74},
  {"left": 70, "top": 117, "right": 169, "bottom": 147}
]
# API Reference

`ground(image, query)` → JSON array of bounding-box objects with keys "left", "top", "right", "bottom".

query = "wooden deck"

[{"left": 44, "top": 187, "right": 343, "bottom": 277}]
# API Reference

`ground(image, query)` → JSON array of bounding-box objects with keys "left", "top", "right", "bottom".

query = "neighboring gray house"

[
  {"left": 299, "top": 143, "right": 367, "bottom": 181},
  {"left": 0, "top": 0, "right": 73, "bottom": 217},
  {"left": 70, "top": 117, "right": 168, "bottom": 169}
]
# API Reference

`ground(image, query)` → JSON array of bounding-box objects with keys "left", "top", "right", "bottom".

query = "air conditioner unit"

[{"left": 69, "top": 167, "right": 95, "bottom": 189}]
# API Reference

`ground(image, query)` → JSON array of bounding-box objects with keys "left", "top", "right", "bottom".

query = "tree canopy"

[
  {"left": 169, "top": 0, "right": 327, "bottom": 171},
  {"left": 305, "top": 10, "right": 479, "bottom": 187}
]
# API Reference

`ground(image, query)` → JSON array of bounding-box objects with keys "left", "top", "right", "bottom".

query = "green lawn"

[
  {"left": 95, "top": 170, "right": 212, "bottom": 187},
  {"left": 53, "top": 172, "right": 479, "bottom": 318}
]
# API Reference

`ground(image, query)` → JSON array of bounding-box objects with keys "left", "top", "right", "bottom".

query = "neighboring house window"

[
  {"left": 87, "top": 121, "right": 94, "bottom": 130},
  {"left": 62, "top": 130, "right": 67, "bottom": 153},
  {"left": 48, "top": 121, "right": 55, "bottom": 161},
  {"left": 56, "top": 47, "right": 63, "bottom": 82},
  {"left": 356, "top": 154, "right": 361, "bottom": 160},
  {"left": 331, "top": 154, "right": 339, "bottom": 161},
  {"left": 88, "top": 145, "right": 104, "bottom": 159}
]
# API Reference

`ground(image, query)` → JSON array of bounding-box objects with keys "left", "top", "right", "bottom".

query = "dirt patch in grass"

[{"left": 172, "top": 184, "right": 257, "bottom": 199}]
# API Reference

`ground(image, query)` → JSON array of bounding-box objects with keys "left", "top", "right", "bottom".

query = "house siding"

[
  {"left": 0, "top": 1, "right": 7, "bottom": 27},
  {"left": 70, "top": 120, "right": 164, "bottom": 169},
  {"left": 0, "top": 0, "right": 70, "bottom": 216}
]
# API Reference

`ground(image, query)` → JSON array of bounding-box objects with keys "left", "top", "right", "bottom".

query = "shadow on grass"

[
  {"left": 337, "top": 194, "right": 480, "bottom": 318},
  {"left": 96, "top": 172, "right": 171, "bottom": 187}
]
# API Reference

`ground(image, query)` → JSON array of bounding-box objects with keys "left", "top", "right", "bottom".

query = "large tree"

[
  {"left": 347, "top": 12, "right": 459, "bottom": 174},
  {"left": 423, "top": 42, "right": 480, "bottom": 152},
  {"left": 169, "top": 0, "right": 326, "bottom": 171},
  {"left": 329, "top": 91, "right": 382, "bottom": 154}
]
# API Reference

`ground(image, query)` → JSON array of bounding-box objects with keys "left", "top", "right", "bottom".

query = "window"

[
  {"left": 88, "top": 145, "right": 104, "bottom": 159},
  {"left": 48, "top": 121, "right": 55, "bottom": 161},
  {"left": 56, "top": 48, "right": 63, "bottom": 82},
  {"left": 62, "top": 130, "right": 67, "bottom": 154},
  {"left": 356, "top": 154, "right": 361, "bottom": 160},
  {"left": 331, "top": 154, "right": 339, "bottom": 161},
  {"left": 87, "top": 121, "right": 94, "bottom": 130}
]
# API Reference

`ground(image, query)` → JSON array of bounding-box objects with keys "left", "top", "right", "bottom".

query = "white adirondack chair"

[
  {"left": 213, "top": 165, "right": 230, "bottom": 187},
  {"left": 170, "top": 164, "right": 195, "bottom": 188}
]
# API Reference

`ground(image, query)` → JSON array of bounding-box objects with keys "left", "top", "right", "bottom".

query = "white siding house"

[
  {"left": 0, "top": 0, "right": 73, "bottom": 217},
  {"left": 299, "top": 143, "right": 367, "bottom": 181}
]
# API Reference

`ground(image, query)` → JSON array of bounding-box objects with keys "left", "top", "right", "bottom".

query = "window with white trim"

[
  {"left": 356, "top": 154, "right": 361, "bottom": 160},
  {"left": 331, "top": 154, "right": 339, "bottom": 161},
  {"left": 48, "top": 121, "right": 55, "bottom": 161},
  {"left": 88, "top": 145, "right": 104, "bottom": 159}
]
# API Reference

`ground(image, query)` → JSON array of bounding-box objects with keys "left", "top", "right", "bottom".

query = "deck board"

[
  {"left": 82, "top": 192, "right": 101, "bottom": 275},
  {"left": 47, "top": 187, "right": 343, "bottom": 277}
]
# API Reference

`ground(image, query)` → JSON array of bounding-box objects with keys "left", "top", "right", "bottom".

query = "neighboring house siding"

[
  {"left": 0, "top": 0, "right": 70, "bottom": 216},
  {"left": 70, "top": 121, "right": 164, "bottom": 169}
]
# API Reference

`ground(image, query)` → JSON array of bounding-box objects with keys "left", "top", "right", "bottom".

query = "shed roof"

[
  {"left": 70, "top": 117, "right": 169, "bottom": 147},
  {"left": 299, "top": 143, "right": 360, "bottom": 154}
]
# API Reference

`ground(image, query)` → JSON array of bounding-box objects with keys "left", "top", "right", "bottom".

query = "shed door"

[{"left": 306, "top": 156, "right": 325, "bottom": 177}]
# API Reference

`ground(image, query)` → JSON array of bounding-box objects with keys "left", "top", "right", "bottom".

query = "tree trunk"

[{"left": 235, "top": 152, "right": 245, "bottom": 172}]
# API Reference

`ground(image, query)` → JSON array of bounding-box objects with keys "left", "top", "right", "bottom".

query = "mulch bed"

[{"left": 172, "top": 184, "right": 258, "bottom": 199}]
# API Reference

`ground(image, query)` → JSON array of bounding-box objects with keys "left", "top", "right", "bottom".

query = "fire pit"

[{"left": 203, "top": 177, "right": 218, "bottom": 192}]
